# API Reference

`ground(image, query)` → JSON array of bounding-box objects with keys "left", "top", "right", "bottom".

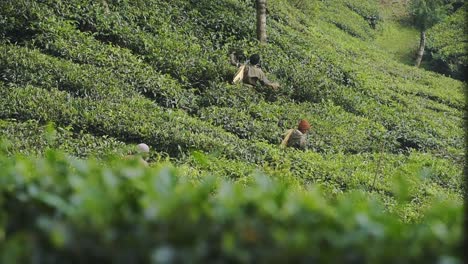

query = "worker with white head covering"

[
  {"left": 124, "top": 143, "right": 150, "bottom": 167},
  {"left": 136, "top": 143, "right": 150, "bottom": 167},
  {"left": 137, "top": 143, "right": 150, "bottom": 153}
]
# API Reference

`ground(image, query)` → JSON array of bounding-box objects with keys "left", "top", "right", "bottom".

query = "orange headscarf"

[{"left": 298, "top": 119, "right": 311, "bottom": 133}]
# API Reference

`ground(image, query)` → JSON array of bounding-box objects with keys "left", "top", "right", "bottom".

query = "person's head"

[
  {"left": 249, "top": 54, "right": 260, "bottom": 65},
  {"left": 136, "top": 143, "right": 150, "bottom": 159},
  {"left": 298, "top": 119, "right": 311, "bottom": 134}
]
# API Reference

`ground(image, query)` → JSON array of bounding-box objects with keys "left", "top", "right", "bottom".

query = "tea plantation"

[
  {"left": 426, "top": 3, "right": 467, "bottom": 81},
  {"left": 0, "top": 0, "right": 465, "bottom": 262}
]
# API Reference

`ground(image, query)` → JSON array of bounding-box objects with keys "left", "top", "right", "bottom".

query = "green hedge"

[
  {"left": 0, "top": 119, "right": 131, "bottom": 158},
  {"left": 343, "top": 0, "right": 381, "bottom": 27},
  {"left": 0, "top": 44, "right": 135, "bottom": 99},
  {"left": 318, "top": 0, "right": 379, "bottom": 40},
  {"left": 0, "top": 84, "right": 252, "bottom": 160},
  {"left": 1, "top": 83, "right": 462, "bottom": 218},
  {"left": 198, "top": 98, "right": 389, "bottom": 154},
  {"left": 426, "top": 3, "right": 467, "bottom": 81},
  {"left": 0, "top": 1, "right": 465, "bottom": 255},
  {"left": 40, "top": 0, "right": 230, "bottom": 88},
  {"left": 30, "top": 15, "right": 199, "bottom": 109},
  {"left": 0, "top": 43, "right": 197, "bottom": 109},
  {"left": 0, "top": 150, "right": 462, "bottom": 263},
  {"left": 0, "top": 0, "right": 463, "bottom": 160}
]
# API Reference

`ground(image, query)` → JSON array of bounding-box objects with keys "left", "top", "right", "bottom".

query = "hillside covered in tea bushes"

[
  {"left": 426, "top": 2, "right": 467, "bottom": 81},
  {"left": 0, "top": 0, "right": 466, "bottom": 262}
]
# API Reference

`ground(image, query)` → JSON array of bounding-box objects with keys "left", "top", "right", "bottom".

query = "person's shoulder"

[
  {"left": 293, "top": 129, "right": 303, "bottom": 135},
  {"left": 251, "top": 65, "right": 265, "bottom": 76},
  {"left": 253, "top": 65, "right": 264, "bottom": 71}
]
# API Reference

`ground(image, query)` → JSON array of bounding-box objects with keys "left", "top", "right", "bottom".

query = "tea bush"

[
  {"left": 1, "top": 82, "right": 462, "bottom": 216},
  {"left": 343, "top": 0, "right": 381, "bottom": 26},
  {"left": 0, "top": 0, "right": 463, "bottom": 172},
  {"left": 0, "top": 44, "right": 136, "bottom": 99},
  {"left": 319, "top": 1, "right": 377, "bottom": 40},
  {"left": 0, "top": 42, "right": 198, "bottom": 109},
  {"left": 0, "top": 119, "right": 131, "bottom": 158},
  {"left": 0, "top": 0, "right": 465, "bottom": 261},
  {"left": 426, "top": 3, "right": 467, "bottom": 81},
  {"left": 0, "top": 0, "right": 463, "bottom": 188},
  {"left": 0, "top": 84, "right": 253, "bottom": 160},
  {"left": 0, "top": 151, "right": 463, "bottom": 263}
]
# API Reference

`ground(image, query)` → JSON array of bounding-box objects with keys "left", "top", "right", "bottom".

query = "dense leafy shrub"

[
  {"left": 0, "top": 2, "right": 464, "bottom": 259},
  {"left": 198, "top": 98, "right": 391, "bottom": 154},
  {"left": 426, "top": 3, "right": 467, "bottom": 81},
  {"left": 0, "top": 151, "right": 462, "bottom": 263},
  {"left": 34, "top": 17, "right": 199, "bottom": 108},
  {"left": 0, "top": 44, "right": 135, "bottom": 99},
  {"left": 0, "top": 84, "right": 269, "bottom": 163},
  {"left": 0, "top": 119, "right": 131, "bottom": 158},
  {"left": 0, "top": 42, "right": 198, "bottom": 109},
  {"left": 34, "top": 0, "right": 228, "bottom": 88},
  {"left": 318, "top": 0, "right": 379, "bottom": 40},
  {"left": 1, "top": 81, "right": 462, "bottom": 215},
  {"left": 343, "top": 0, "right": 381, "bottom": 28},
  {"left": 0, "top": 0, "right": 45, "bottom": 42},
  {"left": 0, "top": 0, "right": 463, "bottom": 155}
]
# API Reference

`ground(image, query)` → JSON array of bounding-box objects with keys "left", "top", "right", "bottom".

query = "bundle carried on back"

[
  {"left": 229, "top": 52, "right": 280, "bottom": 90},
  {"left": 280, "top": 128, "right": 295, "bottom": 148},
  {"left": 280, "top": 119, "right": 311, "bottom": 150},
  {"left": 232, "top": 64, "right": 246, "bottom": 84}
]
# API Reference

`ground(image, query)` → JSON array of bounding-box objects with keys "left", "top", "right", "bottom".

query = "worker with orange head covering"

[{"left": 281, "top": 119, "right": 311, "bottom": 150}]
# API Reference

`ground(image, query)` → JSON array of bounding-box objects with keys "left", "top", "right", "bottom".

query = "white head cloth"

[{"left": 136, "top": 143, "right": 150, "bottom": 153}]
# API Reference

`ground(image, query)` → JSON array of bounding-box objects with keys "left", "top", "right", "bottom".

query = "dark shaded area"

[{"left": 424, "top": 51, "right": 467, "bottom": 82}]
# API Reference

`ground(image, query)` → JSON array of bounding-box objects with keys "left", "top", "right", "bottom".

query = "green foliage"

[
  {"left": 0, "top": 44, "right": 135, "bottom": 99},
  {"left": 0, "top": 0, "right": 44, "bottom": 43},
  {"left": 319, "top": 0, "right": 379, "bottom": 40},
  {"left": 343, "top": 0, "right": 382, "bottom": 28},
  {"left": 426, "top": 3, "right": 467, "bottom": 80},
  {"left": 373, "top": 20, "right": 420, "bottom": 65},
  {"left": 0, "top": 83, "right": 251, "bottom": 160},
  {"left": 0, "top": 0, "right": 465, "bottom": 260},
  {"left": 0, "top": 151, "right": 463, "bottom": 263},
  {"left": 0, "top": 0, "right": 463, "bottom": 160},
  {"left": 408, "top": 0, "right": 449, "bottom": 31},
  {"left": 0, "top": 81, "right": 463, "bottom": 220},
  {"left": 0, "top": 119, "right": 131, "bottom": 158},
  {"left": 0, "top": 33, "right": 198, "bottom": 109}
]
